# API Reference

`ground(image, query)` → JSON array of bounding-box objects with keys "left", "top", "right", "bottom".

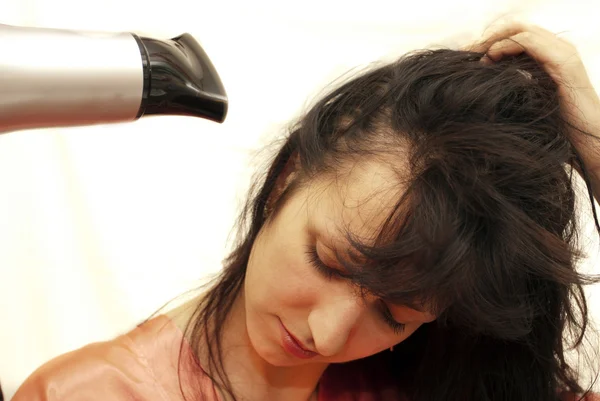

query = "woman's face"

[{"left": 244, "top": 160, "right": 437, "bottom": 367}]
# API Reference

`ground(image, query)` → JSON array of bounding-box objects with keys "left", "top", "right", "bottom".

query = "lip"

[{"left": 278, "top": 318, "right": 318, "bottom": 359}]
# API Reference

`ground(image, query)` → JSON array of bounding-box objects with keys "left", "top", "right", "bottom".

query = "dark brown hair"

[{"left": 181, "top": 48, "right": 600, "bottom": 401}]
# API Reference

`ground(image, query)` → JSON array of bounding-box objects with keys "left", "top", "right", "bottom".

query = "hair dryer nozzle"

[
  {"left": 0, "top": 24, "right": 228, "bottom": 133},
  {"left": 135, "top": 33, "right": 228, "bottom": 123}
]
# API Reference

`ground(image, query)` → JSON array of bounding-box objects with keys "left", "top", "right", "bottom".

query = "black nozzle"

[{"left": 134, "top": 33, "right": 228, "bottom": 123}]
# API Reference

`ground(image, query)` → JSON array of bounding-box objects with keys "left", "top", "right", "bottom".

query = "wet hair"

[{"left": 181, "top": 48, "right": 600, "bottom": 401}]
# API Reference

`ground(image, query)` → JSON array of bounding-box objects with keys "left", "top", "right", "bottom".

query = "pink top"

[
  {"left": 11, "top": 315, "right": 597, "bottom": 401},
  {"left": 12, "top": 315, "right": 217, "bottom": 401},
  {"left": 11, "top": 315, "right": 402, "bottom": 401}
]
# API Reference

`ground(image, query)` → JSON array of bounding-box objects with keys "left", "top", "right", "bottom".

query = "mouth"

[{"left": 278, "top": 318, "right": 319, "bottom": 359}]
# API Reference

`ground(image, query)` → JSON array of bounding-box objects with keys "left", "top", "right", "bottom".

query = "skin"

[
  {"left": 466, "top": 21, "right": 600, "bottom": 200},
  {"left": 170, "top": 160, "right": 436, "bottom": 401},
  {"left": 228, "top": 160, "right": 435, "bottom": 401},
  {"left": 168, "top": 22, "right": 600, "bottom": 401}
]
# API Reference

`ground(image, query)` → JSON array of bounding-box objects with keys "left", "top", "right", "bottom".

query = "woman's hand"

[{"left": 465, "top": 22, "right": 600, "bottom": 173}]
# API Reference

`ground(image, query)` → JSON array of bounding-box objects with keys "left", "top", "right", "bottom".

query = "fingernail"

[{"left": 480, "top": 55, "right": 493, "bottom": 65}]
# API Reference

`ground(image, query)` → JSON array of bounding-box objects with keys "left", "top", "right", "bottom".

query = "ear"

[{"left": 265, "top": 152, "right": 300, "bottom": 216}]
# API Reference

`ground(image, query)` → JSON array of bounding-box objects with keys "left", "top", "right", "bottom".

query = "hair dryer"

[{"left": 0, "top": 23, "right": 228, "bottom": 133}]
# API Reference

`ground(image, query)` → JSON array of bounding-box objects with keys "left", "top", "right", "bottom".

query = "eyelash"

[
  {"left": 379, "top": 302, "right": 406, "bottom": 335},
  {"left": 305, "top": 244, "right": 340, "bottom": 280},
  {"left": 304, "top": 245, "right": 406, "bottom": 335}
]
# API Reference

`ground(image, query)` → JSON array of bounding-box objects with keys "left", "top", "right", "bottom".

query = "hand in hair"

[{"left": 467, "top": 22, "right": 600, "bottom": 197}]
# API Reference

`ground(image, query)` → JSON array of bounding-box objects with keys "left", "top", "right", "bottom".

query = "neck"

[
  {"left": 219, "top": 289, "right": 328, "bottom": 401},
  {"left": 180, "top": 289, "right": 327, "bottom": 401}
]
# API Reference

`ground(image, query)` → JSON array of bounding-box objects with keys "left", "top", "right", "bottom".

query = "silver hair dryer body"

[{"left": 0, "top": 24, "right": 228, "bottom": 133}]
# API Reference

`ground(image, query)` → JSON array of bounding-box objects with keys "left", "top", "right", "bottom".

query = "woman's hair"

[{"left": 181, "top": 48, "right": 600, "bottom": 401}]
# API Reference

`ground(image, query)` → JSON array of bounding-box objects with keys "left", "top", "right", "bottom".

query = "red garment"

[{"left": 11, "top": 315, "right": 598, "bottom": 401}]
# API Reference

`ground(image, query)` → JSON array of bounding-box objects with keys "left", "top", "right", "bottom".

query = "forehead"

[
  {"left": 306, "top": 160, "right": 405, "bottom": 245},
  {"left": 303, "top": 162, "right": 439, "bottom": 320},
  {"left": 299, "top": 160, "right": 440, "bottom": 320}
]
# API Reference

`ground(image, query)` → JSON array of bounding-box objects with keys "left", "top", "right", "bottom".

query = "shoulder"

[
  {"left": 11, "top": 337, "right": 147, "bottom": 401},
  {"left": 11, "top": 315, "right": 186, "bottom": 401}
]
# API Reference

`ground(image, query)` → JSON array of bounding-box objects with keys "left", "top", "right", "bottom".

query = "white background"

[{"left": 0, "top": 0, "right": 599, "bottom": 399}]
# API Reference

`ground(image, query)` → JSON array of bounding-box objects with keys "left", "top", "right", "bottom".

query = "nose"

[{"left": 307, "top": 294, "right": 365, "bottom": 357}]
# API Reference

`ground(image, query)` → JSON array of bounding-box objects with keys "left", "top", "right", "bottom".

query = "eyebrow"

[
  {"left": 315, "top": 228, "right": 436, "bottom": 315},
  {"left": 396, "top": 302, "right": 429, "bottom": 314},
  {"left": 317, "top": 234, "right": 362, "bottom": 267}
]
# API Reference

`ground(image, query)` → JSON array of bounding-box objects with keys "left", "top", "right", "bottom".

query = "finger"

[
  {"left": 486, "top": 31, "right": 578, "bottom": 71},
  {"left": 483, "top": 31, "right": 590, "bottom": 95},
  {"left": 469, "top": 22, "right": 558, "bottom": 54},
  {"left": 468, "top": 21, "right": 530, "bottom": 53},
  {"left": 485, "top": 36, "right": 528, "bottom": 61}
]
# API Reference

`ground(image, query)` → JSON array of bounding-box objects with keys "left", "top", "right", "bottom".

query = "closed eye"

[
  {"left": 378, "top": 301, "right": 406, "bottom": 335},
  {"left": 305, "top": 244, "right": 343, "bottom": 280},
  {"left": 305, "top": 244, "right": 407, "bottom": 335}
]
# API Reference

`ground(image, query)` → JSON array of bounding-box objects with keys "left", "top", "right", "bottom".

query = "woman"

[{"left": 12, "top": 22, "right": 600, "bottom": 401}]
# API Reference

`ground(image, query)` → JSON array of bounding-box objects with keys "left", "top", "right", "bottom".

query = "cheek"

[{"left": 246, "top": 227, "right": 321, "bottom": 310}]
